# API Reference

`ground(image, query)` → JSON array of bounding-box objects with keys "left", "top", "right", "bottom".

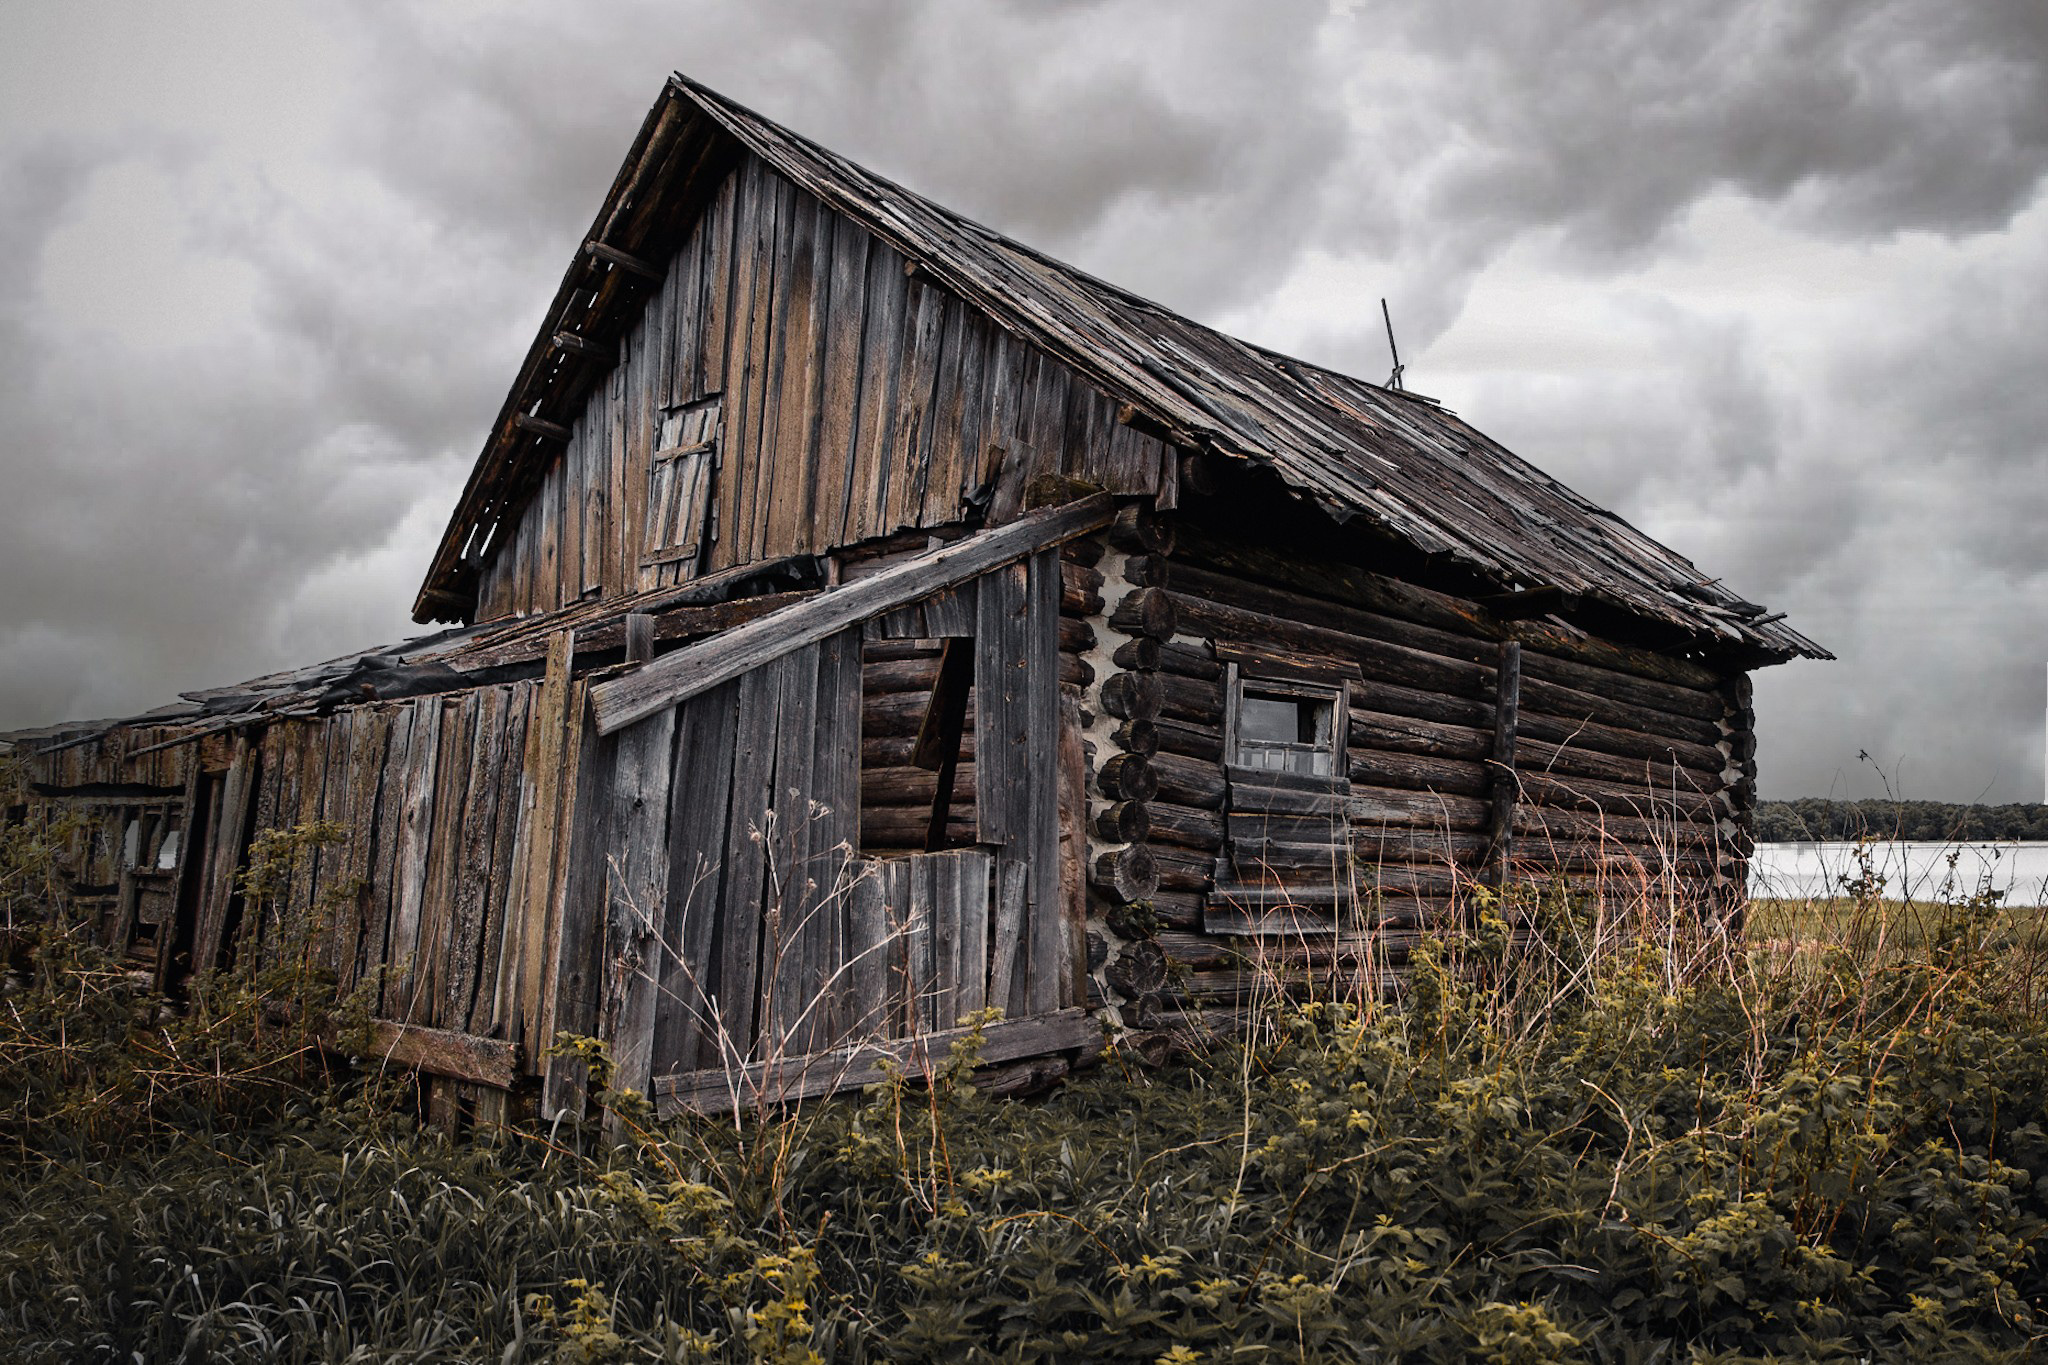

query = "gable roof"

[{"left": 416, "top": 74, "right": 1826, "bottom": 665}]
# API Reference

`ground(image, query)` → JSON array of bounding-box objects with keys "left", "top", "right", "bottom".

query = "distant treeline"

[{"left": 1756, "top": 799, "right": 2048, "bottom": 843}]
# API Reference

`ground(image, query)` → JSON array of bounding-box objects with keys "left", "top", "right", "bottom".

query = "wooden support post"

[{"left": 1485, "top": 641, "right": 1521, "bottom": 889}]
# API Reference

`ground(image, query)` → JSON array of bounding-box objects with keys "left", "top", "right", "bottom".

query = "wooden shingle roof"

[{"left": 416, "top": 74, "right": 1827, "bottom": 665}]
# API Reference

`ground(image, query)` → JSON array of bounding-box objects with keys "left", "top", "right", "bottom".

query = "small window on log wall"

[
  {"left": 642, "top": 397, "right": 720, "bottom": 568},
  {"left": 858, "top": 637, "right": 978, "bottom": 856},
  {"left": 1214, "top": 662, "right": 1353, "bottom": 911},
  {"left": 1234, "top": 686, "right": 1339, "bottom": 776}
]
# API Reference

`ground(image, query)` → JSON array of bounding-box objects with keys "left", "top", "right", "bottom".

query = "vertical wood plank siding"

[{"left": 473, "top": 156, "right": 1171, "bottom": 621}]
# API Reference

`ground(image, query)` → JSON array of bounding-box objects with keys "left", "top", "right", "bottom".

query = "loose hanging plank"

[{"left": 590, "top": 493, "right": 1113, "bottom": 733}]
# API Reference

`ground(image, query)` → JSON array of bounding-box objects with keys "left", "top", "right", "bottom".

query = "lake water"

[{"left": 1750, "top": 841, "right": 2048, "bottom": 907}]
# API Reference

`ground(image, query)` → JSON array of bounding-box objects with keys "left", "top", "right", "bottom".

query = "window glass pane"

[{"left": 1239, "top": 697, "right": 1303, "bottom": 745}]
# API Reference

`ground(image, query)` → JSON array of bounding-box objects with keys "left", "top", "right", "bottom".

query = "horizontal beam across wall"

[
  {"left": 588, "top": 494, "right": 1115, "bottom": 734},
  {"left": 654, "top": 1007, "right": 1101, "bottom": 1115}
]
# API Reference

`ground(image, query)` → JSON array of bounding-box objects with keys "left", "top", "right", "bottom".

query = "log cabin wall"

[
  {"left": 473, "top": 155, "right": 1175, "bottom": 623},
  {"left": 1067, "top": 515, "right": 1750, "bottom": 1023}
]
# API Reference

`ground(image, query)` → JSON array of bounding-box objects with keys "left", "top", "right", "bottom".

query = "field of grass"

[{"left": 5, "top": 826, "right": 2048, "bottom": 1361}]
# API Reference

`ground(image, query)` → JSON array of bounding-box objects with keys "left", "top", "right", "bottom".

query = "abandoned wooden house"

[{"left": 5, "top": 74, "right": 1826, "bottom": 1119}]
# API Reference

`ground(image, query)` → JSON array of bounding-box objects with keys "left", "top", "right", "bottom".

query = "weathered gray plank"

[
  {"left": 600, "top": 707, "right": 679, "bottom": 1119},
  {"left": 383, "top": 698, "right": 442, "bottom": 1018},
  {"left": 654, "top": 1007, "right": 1100, "bottom": 1116},
  {"left": 987, "top": 856, "right": 1029, "bottom": 1018},
  {"left": 1023, "top": 547, "right": 1063, "bottom": 1014},
  {"left": 654, "top": 678, "right": 741, "bottom": 1074},
  {"left": 591, "top": 493, "right": 1113, "bottom": 733},
  {"left": 705, "top": 657, "right": 783, "bottom": 1066}
]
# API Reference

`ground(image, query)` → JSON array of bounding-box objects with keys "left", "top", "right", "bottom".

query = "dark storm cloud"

[
  {"left": 1367, "top": 0, "right": 2048, "bottom": 252},
  {"left": 2, "top": 1, "right": 2045, "bottom": 801}
]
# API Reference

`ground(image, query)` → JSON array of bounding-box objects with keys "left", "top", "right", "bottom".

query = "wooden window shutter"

[{"left": 643, "top": 398, "right": 720, "bottom": 567}]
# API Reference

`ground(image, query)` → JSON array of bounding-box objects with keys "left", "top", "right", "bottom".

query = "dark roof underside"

[{"left": 415, "top": 74, "right": 1827, "bottom": 665}]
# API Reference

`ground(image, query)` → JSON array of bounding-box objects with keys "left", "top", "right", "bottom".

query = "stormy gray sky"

[{"left": 3, "top": 0, "right": 2045, "bottom": 802}]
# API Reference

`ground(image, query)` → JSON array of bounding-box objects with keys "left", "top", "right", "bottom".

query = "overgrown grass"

[{"left": 4, "top": 830, "right": 2047, "bottom": 1361}]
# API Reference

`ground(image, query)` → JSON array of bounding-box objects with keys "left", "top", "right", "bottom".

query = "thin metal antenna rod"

[{"left": 1381, "top": 297, "right": 1405, "bottom": 391}]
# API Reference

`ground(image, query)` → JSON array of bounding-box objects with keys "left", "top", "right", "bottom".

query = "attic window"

[
  {"left": 1232, "top": 682, "right": 1339, "bottom": 777},
  {"left": 643, "top": 397, "right": 720, "bottom": 567}
]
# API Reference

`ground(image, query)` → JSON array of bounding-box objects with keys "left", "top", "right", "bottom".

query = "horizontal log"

[
  {"left": 1092, "top": 801, "right": 1151, "bottom": 843},
  {"left": 1348, "top": 784, "right": 1489, "bottom": 831},
  {"left": 1059, "top": 653, "right": 1094, "bottom": 689},
  {"left": 1145, "top": 890, "right": 1205, "bottom": 930},
  {"left": 863, "top": 656, "right": 942, "bottom": 692},
  {"left": 1159, "top": 672, "right": 1222, "bottom": 726},
  {"left": 1062, "top": 560, "right": 1105, "bottom": 617},
  {"left": 1514, "top": 709, "right": 1724, "bottom": 773},
  {"left": 1170, "top": 559, "right": 1724, "bottom": 721},
  {"left": 1096, "top": 753, "right": 1159, "bottom": 803},
  {"left": 1513, "top": 805, "right": 1719, "bottom": 851},
  {"left": 1346, "top": 749, "right": 1491, "bottom": 798},
  {"left": 1154, "top": 718, "right": 1223, "bottom": 763},
  {"left": 1517, "top": 675, "right": 1722, "bottom": 747},
  {"left": 1152, "top": 845, "right": 1217, "bottom": 893},
  {"left": 1109, "top": 587, "right": 1177, "bottom": 640},
  {"left": 1109, "top": 504, "right": 1174, "bottom": 555},
  {"left": 1513, "top": 769, "right": 1719, "bottom": 822},
  {"left": 1349, "top": 826, "right": 1486, "bottom": 866},
  {"left": 1091, "top": 844, "right": 1159, "bottom": 902},
  {"left": 1226, "top": 808, "right": 1349, "bottom": 847},
  {"left": 1059, "top": 616, "right": 1096, "bottom": 655},
  {"left": 1353, "top": 861, "right": 1466, "bottom": 898},
  {"left": 1111, "top": 718, "right": 1160, "bottom": 759},
  {"left": 1174, "top": 525, "right": 1724, "bottom": 691},
  {"left": 859, "top": 764, "right": 979, "bottom": 807},
  {"left": 1516, "top": 736, "right": 1722, "bottom": 793},
  {"left": 1155, "top": 639, "right": 1222, "bottom": 680},
  {"left": 1152, "top": 751, "right": 1224, "bottom": 810},
  {"left": 1101, "top": 671, "right": 1162, "bottom": 721},
  {"left": 1225, "top": 837, "right": 1352, "bottom": 876},
  {"left": 863, "top": 732, "right": 976, "bottom": 767},
  {"left": 1226, "top": 769, "right": 1350, "bottom": 816},
  {"left": 1145, "top": 800, "right": 1222, "bottom": 852},
  {"left": 864, "top": 691, "right": 954, "bottom": 738},
  {"left": 1349, "top": 677, "right": 1491, "bottom": 730},
  {"left": 861, "top": 810, "right": 977, "bottom": 848},
  {"left": 1169, "top": 591, "right": 1493, "bottom": 703},
  {"left": 1111, "top": 637, "right": 1162, "bottom": 671},
  {"left": 1348, "top": 709, "right": 1493, "bottom": 761}
]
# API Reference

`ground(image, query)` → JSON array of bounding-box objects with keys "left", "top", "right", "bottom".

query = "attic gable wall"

[{"left": 475, "top": 154, "right": 1174, "bottom": 622}]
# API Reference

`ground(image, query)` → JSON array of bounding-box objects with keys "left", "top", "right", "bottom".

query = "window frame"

[
  {"left": 642, "top": 397, "right": 721, "bottom": 568},
  {"left": 1222, "top": 666, "right": 1348, "bottom": 781}
]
